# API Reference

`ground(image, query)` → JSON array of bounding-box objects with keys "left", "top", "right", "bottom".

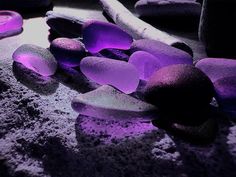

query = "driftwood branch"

[{"left": 99, "top": 0, "right": 193, "bottom": 56}]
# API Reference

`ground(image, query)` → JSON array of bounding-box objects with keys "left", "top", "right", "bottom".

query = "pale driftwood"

[{"left": 99, "top": 0, "right": 193, "bottom": 56}]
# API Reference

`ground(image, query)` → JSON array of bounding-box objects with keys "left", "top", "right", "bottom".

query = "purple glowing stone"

[
  {"left": 82, "top": 20, "right": 133, "bottom": 53},
  {"left": 80, "top": 56, "right": 139, "bottom": 94},
  {"left": 50, "top": 38, "right": 86, "bottom": 67},
  {"left": 13, "top": 44, "right": 57, "bottom": 77},
  {"left": 72, "top": 85, "right": 157, "bottom": 120},
  {"left": 128, "top": 51, "right": 161, "bottom": 81},
  {"left": 130, "top": 39, "right": 193, "bottom": 68},
  {"left": 214, "top": 77, "right": 236, "bottom": 116},
  {"left": 196, "top": 58, "right": 236, "bottom": 82},
  {"left": 0, "top": 11, "right": 23, "bottom": 38}
]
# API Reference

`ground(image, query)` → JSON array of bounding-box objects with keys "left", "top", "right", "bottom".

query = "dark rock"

[
  {"left": 130, "top": 39, "right": 193, "bottom": 68},
  {"left": 46, "top": 11, "right": 85, "bottom": 38},
  {"left": 12, "top": 44, "right": 57, "bottom": 76},
  {"left": 97, "top": 48, "right": 129, "bottom": 61},
  {"left": 0, "top": 11, "right": 23, "bottom": 39},
  {"left": 82, "top": 20, "right": 133, "bottom": 53},
  {"left": 214, "top": 77, "right": 236, "bottom": 117},
  {"left": 199, "top": 0, "right": 236, "bottom": 58},
  {"left": 80, "top": 56, "right": 139, "bottom": 94},
  {"left": 50, "top": 38, "right": 86, "bottom": 67},
  {"left": 0, "top": 0, "right": 51, "bottom": 10},
  {"left": 196, "top": 58, "right": 236, "bottom": 82},
  {"left": 144, "top": 64, "right": 214, "bottom": 124}
]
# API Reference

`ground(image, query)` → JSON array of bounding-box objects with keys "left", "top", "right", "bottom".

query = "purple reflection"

[
  {"left": 82, "top": 20, "right": 133, "bottom": 53},
  {"left": 0, "top": 11, "right": 23, "bottom": 38}
]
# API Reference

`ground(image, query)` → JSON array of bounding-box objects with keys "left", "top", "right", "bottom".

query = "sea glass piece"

[
  {"left": 131, "top": 39, "right": 193, "bottom": 68},
  {"left": 80, "top": 56, "right": 139, "bottom": 94},
  {"left": 0, "top": 11, "right": 23, "bottom": 38},
  {"left": 128, "top": 51, "right": 161, "bottom": 81},
  {"left": 50, "top": 38, "right": 86, "bottom": 67},
  {"left": 72, "top": 85, "right": 157, "bottom": 120},
  {"left": 196, "top": 58, "right": 236, "bottom": 82},
  {"left": 214, "top": 76, "right": 236, "bottom": 116},
  {"left": 12, "top": 44, "right": 57, "bottom": 76},
  {"left": 82, "top": 20, "right": 133, "bottom": 53}
]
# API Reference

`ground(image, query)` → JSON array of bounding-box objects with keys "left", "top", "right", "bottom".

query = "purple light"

[
  {"left": 0, "top": 11, "right": 23, "bottom": 38},
  {"left": 129, "top": 51, "right": 161, "bottom": 81},
  {"left": 80, "top": 56, "right": 139, "bottom": 94},
  {"left": 82, "top": 20, "right": 133, "bottom": 53}
]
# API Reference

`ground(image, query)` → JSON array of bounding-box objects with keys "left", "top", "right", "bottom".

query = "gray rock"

[{"left": 72, "top": 85, "right": 157, "bottom": 120}]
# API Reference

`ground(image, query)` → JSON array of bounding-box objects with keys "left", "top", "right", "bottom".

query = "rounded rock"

[
  {"left": 50, "top": 38, "right": 86, "bottom": 67},
  {"left": 0, "top": 11, "right": 23, "bottom": 38},
  {"left": 82, "top": 20, "right": 133, "bottom": 53},
  {"left": 13, "top": 44, "right": 57, "bottom": 76},
  {"left": 144, "top": 64, "right": 214, "bottom": 119}
]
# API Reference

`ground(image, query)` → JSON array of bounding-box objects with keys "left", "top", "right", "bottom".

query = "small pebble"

[
  {"left": 72, "top": 85, "right": 157, "bottom": 120},
  {"left": 13, "top": 44, "right": 57, "bottom": 76},
  {"left": 144, "top": 64, "right": 214, "bottom": 122},
  {"left": 128, "top": 51, "right": 161, "bottom": 81},
  {"left": 80, "top": 56, "right": 139, "bottom": 94},
  {"left": 130, "top": 39, "right": 193, "bottom": 68},
  {"left": 50, "top": 38, "right": 86, "bottom": 67},
  {"left": 214, "top": 77, "right": 236, "bottom": 116},
  {"left": 82, "top": 20, "right": 133, "bottom": 53},
  {"left": 196, "top": 58, "right": 236, "bottom": 82},
  {"left": 0, "top": 11, "right": 23, "bottom": 38}
]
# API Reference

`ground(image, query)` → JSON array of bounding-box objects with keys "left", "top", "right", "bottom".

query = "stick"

[{"left": 99, "top": 0, "right": 193, "bottom": 56}]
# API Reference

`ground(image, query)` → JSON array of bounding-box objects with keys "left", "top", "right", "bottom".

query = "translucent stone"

[
  {"left": 196, "top": 58, "right": 236, "bottom": 82},
  {"left": 72, "top": 85, "right": 157, "bottom": 120},
  {"left": 128, "top": 51, "right": 161, "bottom": 81},
  {"left": 82, "top": 20, "right": 133, "bottom": 53},
  {"left": 214, "top": 77, "right": 236, "bottom": 116},
  {"left": 80, "top": 56, "right": 139, "bottom": 94},
  {"left": 12, "top": 44, "right": 57, "bottom": 76},
  {"left": 0, "top": 11, "right": 23, "bottom": 38},
  {"left": 50, "top": 38, "right": 86, "bottom": 67},
  {"left": 130, "top": 39, "right": 193, "bottom": 68}
]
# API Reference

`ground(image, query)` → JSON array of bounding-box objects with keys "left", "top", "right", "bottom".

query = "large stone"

[
  {"left": 130, "top": 39, "right": 193, "bottom": 68},
  {"left": 196, "top": 58, "right": 236, "bottom": 82},
  {"left": 80, "top": 56, "right": 139, "bottom": 94},
  {"left": 12, "top": 44, "right": 57, "bottom": 77},
  {"left": 135, "top": 0, "right": 201, "bottom": 18},
  {"left": 0, "top": 11, "right": 23, "bottom": 39},
  {"left": 128, "top": 51, "right": 161, "bottom": 81},
  {"left": 82, "top": 20, "right": 133, "bottom": 53},
  {"left": 50, "top": 38, "right": 86, "bottom": 67},
  {"left": 214, "top": 77, "right": 236, "bottom": 116},
  {"left": 72, "top": 85, "right": 157, "bottom": 120},
  {"left": 144, "top": 64, "right": 214, "bottom": 124}
]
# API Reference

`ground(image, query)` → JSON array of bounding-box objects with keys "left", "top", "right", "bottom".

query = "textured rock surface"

[
  {"left": 72, "top": 85, "right": 157, "bottom": 120},
  {"left": 80, "top": 56, "right": 139, "bottom": 94},
  {"left": 0, "top": 2, "right": 236, "bottom": 177},
  {"left": 50, "top": 38, "right": 86, "bottom": 67},
  {"left": 0, "top": 11, "right": 23, "bottom": 39},
  {"left": 128, "top": 51, "right": 161, "bottom": 81},
  {"left": 13, "top": 44, "right": 57, "bottom": 76},
  {"left": 135, "top": 0, "right": 201, "bottom": 17},
  {"left": 196, "top": 58, "right": 236, "bottom": 82},
  {"left": 144, "top": 64, "right": 214, "bottom": 124},
  {"left": 82, "top": 20, "right": 133, "bottom": 53},
  {"left": 131, "top": 39, "right": 193, "bottom": 68}
]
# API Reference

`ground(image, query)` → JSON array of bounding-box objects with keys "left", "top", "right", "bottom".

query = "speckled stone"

[
  {"left": 82, "top": 20, "right": 133, "bottom": 53},
  {"left": 80, "top": 56, "right": 139, "bottom": 94},
  {"left": 12, "top": 44, "right": 57, "bottom": 76},
  {"left": 196, "top": 58, "right": 236, "bottom": 82},
  {"left": 50, "top": 38, "right": 86, "bottom": 67},
  {"left": 130, "top": 39, "right": 193, "bottom": 68}
]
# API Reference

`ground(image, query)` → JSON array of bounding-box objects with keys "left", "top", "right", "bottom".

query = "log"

[{"left": 99, "top": 0, "right": 193, "bottom": 56}]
